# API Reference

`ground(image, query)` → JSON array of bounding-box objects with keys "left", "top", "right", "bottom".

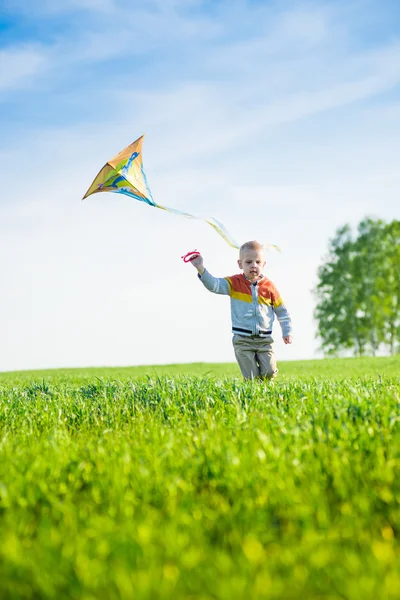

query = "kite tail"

[
  {"left": 204, "top": 217, "right": 240, "bottom": 249},
  {"left": 154, "top": 204, "right": 239, "bottom": 249},
  {"left": 154, "top": 204, "right": 280, "bottom": 252}
]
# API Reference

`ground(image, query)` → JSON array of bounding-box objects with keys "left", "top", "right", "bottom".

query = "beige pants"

[{"left": 233, "top": 334, "right": 278, "bottom": 380}]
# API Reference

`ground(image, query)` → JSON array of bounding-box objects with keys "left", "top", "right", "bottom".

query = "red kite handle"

[{"left": 181, "top": 250, "right": 200, "bottom": 263}]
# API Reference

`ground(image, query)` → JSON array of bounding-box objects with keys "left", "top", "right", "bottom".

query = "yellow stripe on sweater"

[
  {"left": 258, "top": 296, "right": 273, "bottom": 306},
  {"left": 225, "top": 277, "right": 233, "bottom": 294},
  {"left": 231, "top": 291, "right": 253, "bottom": 303}
]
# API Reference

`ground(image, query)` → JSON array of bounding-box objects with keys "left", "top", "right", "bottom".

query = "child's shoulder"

[
  {"left": 260, "top": 276, "right": 276, "bottom": 287},
  {"left": 259, "top": 277, "right": 281, "bottom": 301},
  {"left": 224, "top": 273, "right": 248, "bottom": 285},
  {"left": 224, "top": 273, "right": 247, "bottom": 291}
]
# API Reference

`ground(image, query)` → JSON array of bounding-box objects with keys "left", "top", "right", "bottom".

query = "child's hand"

[
  {"left": 190, "top": 254, "right": 204, "bottom": 274},
  {"left": 283, "top": 336, "right": 293, "bottom": 344}
]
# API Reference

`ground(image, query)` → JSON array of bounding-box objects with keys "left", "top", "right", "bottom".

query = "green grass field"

[{"left": 1, "top": 357, "right": 399, "bottom": 599}]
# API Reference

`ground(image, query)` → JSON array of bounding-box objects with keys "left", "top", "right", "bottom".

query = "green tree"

[
  {"left": 314, "top": 218, "right": 400, "bottom": 356},
  {"left": 379, "top": 220, "right": 400, "bottom": 354},
  {"left": 314, "top": 225, "right": 362, "bottom": 356},
  {"left": 352, "top": 218, "right": 386, "bottom": 356}
]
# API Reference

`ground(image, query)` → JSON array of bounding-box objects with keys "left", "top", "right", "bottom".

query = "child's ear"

[{"left": 237, "top": 259, "right": 243, "bottom": 270}]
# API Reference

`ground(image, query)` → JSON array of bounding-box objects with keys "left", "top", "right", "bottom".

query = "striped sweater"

[{"left": 199, "top": 270, "right": 292, "bottom": 340}]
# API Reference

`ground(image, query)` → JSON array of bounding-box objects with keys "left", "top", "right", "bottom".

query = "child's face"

[{"left": 238, "top": 249, "right": 266, "bottom": 281}]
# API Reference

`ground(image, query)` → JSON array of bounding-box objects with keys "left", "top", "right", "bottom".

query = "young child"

[{"left": 189, "top": 241, "right": 293, "bottom": 380}]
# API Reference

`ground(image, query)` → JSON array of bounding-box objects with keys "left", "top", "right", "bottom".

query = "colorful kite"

[{"left": 83, "top": 135, "right": 278, "bottom": 251}]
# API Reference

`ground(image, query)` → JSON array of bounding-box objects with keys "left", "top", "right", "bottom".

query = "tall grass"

[
  {"left": 0, "top": 357, "right": 399, "bottom": 599},
  {"left": 1, "top": 354, "right": 399, "bottom": 384}
]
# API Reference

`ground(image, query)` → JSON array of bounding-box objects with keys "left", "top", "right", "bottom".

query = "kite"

[{"left": 83, "top": 135, "right": 278, "bottom": 251}]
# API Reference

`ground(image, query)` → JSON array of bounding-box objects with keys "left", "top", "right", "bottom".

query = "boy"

[{"left": 189, "top": 241, "right": 292, "bottom": 380}]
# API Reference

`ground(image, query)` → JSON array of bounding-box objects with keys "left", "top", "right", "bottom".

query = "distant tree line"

[{"left": 314, "top": 218, "right": 400, "bottom": 356}]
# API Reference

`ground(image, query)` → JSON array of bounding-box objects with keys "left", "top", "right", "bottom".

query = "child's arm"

[
  {"left": 190, "top": 254, "right": 205, "bottom": 275},
  {"left": 275, "top": 302, "right": 293, "bottom": 344},
  {"left": 190, "top": 254, "right": 230, "bottom": 295},
  {"left": 271, "top": 285, "right": 293, "bottom": 344}
]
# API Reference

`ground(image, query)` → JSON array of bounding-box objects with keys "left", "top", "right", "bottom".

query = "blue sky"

[{"left": 1, "top": 0, "right": 400, "bottom": 371}]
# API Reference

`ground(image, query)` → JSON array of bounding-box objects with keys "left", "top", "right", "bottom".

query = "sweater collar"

[{"left": 243, "top": 273, "right": 265, "bottom": 285}]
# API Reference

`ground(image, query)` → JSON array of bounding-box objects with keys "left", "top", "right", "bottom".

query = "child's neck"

[{"left": 244, "top": 273, "right": 264, "bottom": 283}]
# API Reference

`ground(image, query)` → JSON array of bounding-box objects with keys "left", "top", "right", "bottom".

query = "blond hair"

[{"left": 239, "top": 240, "right": 264, "bottom": 259}]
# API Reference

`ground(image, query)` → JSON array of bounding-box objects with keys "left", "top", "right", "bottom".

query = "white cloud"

[
  {"left": 0, "top": 0, "right": 222, "bottom": 99},
  {"left": 108, "top": 39, "right": 400, "bottom": 181},
  {"left": 2, "top": 0, "right": 119, "bottom": 16},
  {"left": 0, "top": 45, "right": 49, "bottom": 92}
]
